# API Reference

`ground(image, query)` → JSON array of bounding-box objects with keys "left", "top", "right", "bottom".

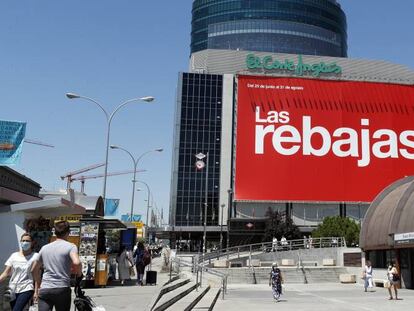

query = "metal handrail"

[
  {"left": 200, "top": 236, "right": 346, "bottom": 264},
  {"left": 170, "top": 256, "right": 228, "bottom": 300}
]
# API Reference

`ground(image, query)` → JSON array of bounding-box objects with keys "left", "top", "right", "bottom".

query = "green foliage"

[
  {"left": 312, "top": 216, "right": 360, "bottom": 246},
  {"left": 263, "top": 208, "right": 301, "bottom": 242}
]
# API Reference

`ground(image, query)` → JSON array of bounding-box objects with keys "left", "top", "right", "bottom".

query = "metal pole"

[
  {"left": 130, "top": 161, "right": 137, "bottom": 220},
  {"left": 203, "top": 152, "right": 209, "bottom": 258},
  {"left": 220, "top": 204, "right": 224, "bottom": 254},
  {"left": 227, "top": 189, "right": 232, "bottom": 250},
  {"left": 102, "top": 122, "right": 111, "bottom": 201},
  {"left": 145, "top": 184, "right": 151, "bottom": 241}
]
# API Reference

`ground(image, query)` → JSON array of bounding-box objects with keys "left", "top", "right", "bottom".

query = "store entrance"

[{"left": 400, "top": 248, "right": 414, "bottom": 289}]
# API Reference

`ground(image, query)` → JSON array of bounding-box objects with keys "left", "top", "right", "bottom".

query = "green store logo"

[{"left": 246, "top": 54, "right": 342, "bottom": 77}]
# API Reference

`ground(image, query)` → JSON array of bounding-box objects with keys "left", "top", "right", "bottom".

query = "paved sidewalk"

[
  {"left": 81, "top": 257, "right": 171, "bottom": 311},
  {"left": 214, "top": 283, "right": 414, "bottom": 311}
]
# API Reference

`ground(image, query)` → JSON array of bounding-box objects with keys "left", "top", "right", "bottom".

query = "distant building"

[{"left": 191, "top": 0, "right": 348, "bottom": 57}]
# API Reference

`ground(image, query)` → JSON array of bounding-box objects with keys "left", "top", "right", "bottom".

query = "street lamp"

[
  {"left": 110, "top": 145, "right": 162, "bottom": 222},
  {"left": 65, "top": 92, "right": 155, "bottom": 202},
  {"left": 137, "top": 180, "right": 152, "bottom": 241}
]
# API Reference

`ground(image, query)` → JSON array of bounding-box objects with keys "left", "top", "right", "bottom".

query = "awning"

[
  {"left": 10, "top": 197, "right": 86, "bottom": 218},
  {"left": 79, "top": 217, "right": 126, "bottom": 230}
]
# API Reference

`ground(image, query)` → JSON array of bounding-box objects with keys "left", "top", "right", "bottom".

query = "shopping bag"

[{"left": 29, "top": 304, "right": 38, "bottom": 311}]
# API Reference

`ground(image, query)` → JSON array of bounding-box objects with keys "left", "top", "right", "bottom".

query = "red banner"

[{"left": 235, "top": 75, "right": 414, "bottom": 202}]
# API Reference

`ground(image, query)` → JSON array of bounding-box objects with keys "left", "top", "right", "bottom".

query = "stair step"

[
  {"left": 168, "top": 285, "right": 211, "bottom": 311},
  {"left": 150, "top": 278, "right": 191, "bottom": 310},
  {"left": 192, "top": 287, "right": 222, "bottom": 311},
  {"left": 153, "top": 282, "right": 198, "bottom": 311}
]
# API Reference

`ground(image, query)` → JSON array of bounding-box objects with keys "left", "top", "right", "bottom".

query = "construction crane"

[
  {"left": 24, "top": 139, "right": 55, "bottom": 148},
  {"left": 60, "top": 163, "right": 105, "bottom": 190},
  {"left": 71, "top": 169, "right": 146, "bottom": 193}
]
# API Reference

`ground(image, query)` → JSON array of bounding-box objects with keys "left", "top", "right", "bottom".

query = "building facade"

[
  {"left": 191, "top": 0, "right": 348, "bottom": 57},
  {"left": 169, "top": 49, "right": 414, "bottom": 249}
]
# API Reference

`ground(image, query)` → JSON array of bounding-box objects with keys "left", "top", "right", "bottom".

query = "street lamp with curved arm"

[
  {"left": 65, "top": 93, "right": 155, "bottom": 201},
  {"left": 136, "top": 180, "right": 152, "bottom": 240},
  {"left": 110, "top": 145, "right": 162, "bottom": 222}
]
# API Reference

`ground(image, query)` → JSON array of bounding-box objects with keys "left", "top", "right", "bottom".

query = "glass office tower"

[
  {"left": 191, "top": 0, "right": 347, "bottom": 57},
  {"left": 171, "top": 73, "right": 223, "bottom": 228}
]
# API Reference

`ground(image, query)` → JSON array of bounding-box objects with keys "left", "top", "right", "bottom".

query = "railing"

[
  {"left": 170, "top": 255, "right": 228, "bottom": 300},
  {"left": 199, "top": 237, "right": 346, "bottom": 265}
]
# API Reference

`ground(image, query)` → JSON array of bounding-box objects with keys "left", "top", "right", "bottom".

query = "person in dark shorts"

[{"left": 33, "top": 221, "right": 82, "bottom": 311}]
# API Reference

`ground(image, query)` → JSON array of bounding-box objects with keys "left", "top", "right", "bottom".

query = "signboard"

[
  {"left": 394, "top": 232, "right": 414, "bottom": 245},
  {"left": 79, "top": 222, "right": 99, "bottom": 281},
  {"left": 55, "top": 215, "right": 81, "bottom": 223},
  {"left": 235, "top": 75, "right": 414, "bottom": 202},
  {"left": 132, "top": 221, "right": 144, "bottom": 229},
  {"left": 0, "top": 120, "right": 26, "bottom": 165},
  {"left": 246, "top": 54, "right": 342, "bottom": 77},
  {"left": 121, "top": 214, "right": 141, "bottom": 222},
  {"left": 104, "top": 198, "right": 120, "bottom": 217}
]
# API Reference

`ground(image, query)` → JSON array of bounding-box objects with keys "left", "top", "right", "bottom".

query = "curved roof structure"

[{"left": 360, "top": 176, "right": 414, "bottom": 250}]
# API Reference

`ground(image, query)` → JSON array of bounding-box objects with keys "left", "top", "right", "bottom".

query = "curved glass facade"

[{"left": 192, "top": 0, "right": 347, "bottom": 57}]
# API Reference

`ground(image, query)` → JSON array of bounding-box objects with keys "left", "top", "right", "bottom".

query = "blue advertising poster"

[
  {"left": 120, "top": 214, "right": 142, "bottom": 222},
  {"left": 104, "top": 198, "right": 120, "bottom": 217},
  {"left": 0, "top": 120, "right": 26, "bottom": 165}
]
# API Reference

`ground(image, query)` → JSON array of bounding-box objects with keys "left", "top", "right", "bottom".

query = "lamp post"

[
  {"left": 137, "top": 180, "right": 152, "bottom": 241},
  {"left": 220, "top": 203, "right": 225, "bottom": 253},
  {"left": 227, "top": 188, "right": 233, "bottom": 249},
  {"left": 65, "top": 93, "right": 154, "bottom": 202},
  {"left": 110, "top": 145, "right": 162, "bottom": 221}
]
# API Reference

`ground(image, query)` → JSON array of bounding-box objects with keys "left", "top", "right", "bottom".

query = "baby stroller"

[{"left": 74, "top": 276, "right": 97, "bottom": 311}]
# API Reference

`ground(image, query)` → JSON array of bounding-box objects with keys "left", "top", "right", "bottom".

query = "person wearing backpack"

[{"left": 133, "top": 242, "right": 145, "bottom": 286}]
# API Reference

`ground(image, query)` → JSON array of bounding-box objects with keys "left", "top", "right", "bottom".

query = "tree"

[
  {"left": 311, "top": 216, "right": 360, "bottom": 246},
  {"left": 263, "top": 208, "right": 301, "bottom": 242}
]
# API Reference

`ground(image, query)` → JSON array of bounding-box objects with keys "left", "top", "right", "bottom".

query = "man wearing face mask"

[{"left": 0, "top": 233, "right": 40, "bottom": 311}]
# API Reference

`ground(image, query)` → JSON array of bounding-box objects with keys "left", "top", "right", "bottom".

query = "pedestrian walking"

[
  {"left": 33, "top": 220, "right": 82, "bottom": 311},
  {"left": 387, "top": 262, "right": 400, "bottom": 300},
  {"left": 116, "top": 246, "right": 132, "bottom": 285},
  {"left": 269, "top": 262, "right": 283, "bottom": 302},
  {"left": 133, "top": 242, "right": 145, "bottom": 285},
  {"left": 363, "top": 260, "right": 374, "bottom": 292},
  {"left": 0, "top": 233, "right": 39, "bottom": 311},
  {"left": 272, "top": 237, "right": 278, "bottom": 252}
]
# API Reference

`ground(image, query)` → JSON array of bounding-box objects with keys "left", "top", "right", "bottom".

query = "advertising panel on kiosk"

[{"left": 235, "top": 75, "right": 414, "bottom": 203}]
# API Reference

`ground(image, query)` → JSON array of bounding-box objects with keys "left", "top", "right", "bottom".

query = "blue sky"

[{"left": 1, "top": 1, "right": 413, "bottom": 223}]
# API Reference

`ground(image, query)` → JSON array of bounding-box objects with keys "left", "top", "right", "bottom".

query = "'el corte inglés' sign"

[{"left": 246, "top": 54, "right": 342, "bottom": 77}]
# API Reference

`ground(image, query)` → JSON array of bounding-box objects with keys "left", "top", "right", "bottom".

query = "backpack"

[{"left": 143, "top": 249, "right": 151, "bottom": 266}]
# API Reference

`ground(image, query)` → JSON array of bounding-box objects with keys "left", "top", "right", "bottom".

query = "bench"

[
  {"left": 322, "top": 259, "right": 336, "bottom": 266},
  {"left": 230, "top": 261, "right": 243, "bottom": 268},
  {"left": 213, "top": 260, "right": 229, "bottom": 268},
  {"left": 373, "top": 279, "right": 387, "bottom": 287},
  {"left": 339, "top": 274, "right": 356, "bottom": 283},
  {"left": 281, "top": 259, "right": 296, "bottom": 266},
  {"left": 246, "top": 259, "right": 261, "bottom": 267}
]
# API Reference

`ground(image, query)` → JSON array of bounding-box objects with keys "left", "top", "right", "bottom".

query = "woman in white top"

[
  {"left": 363, "top": 260, "right": 373, "bottom": 292},
  {"left": 0, "top": 233, "right": 40, "bottom": 311}
]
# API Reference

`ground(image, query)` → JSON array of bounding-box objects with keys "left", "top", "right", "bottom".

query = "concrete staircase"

[
  {"left": 149, "top": 275, "right": 221, "bottom": 311},
  {"left": 224, "top": 267, "right": 346, "bottom": 284}
]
